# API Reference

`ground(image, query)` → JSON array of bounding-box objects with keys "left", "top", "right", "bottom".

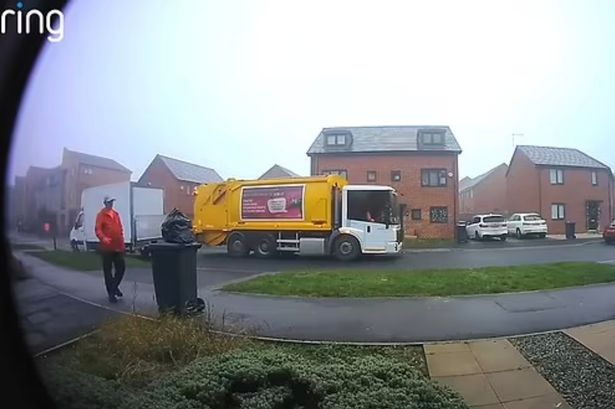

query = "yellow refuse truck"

[{"left": 193, "top": 175, "right": 403, "bottom": 261}]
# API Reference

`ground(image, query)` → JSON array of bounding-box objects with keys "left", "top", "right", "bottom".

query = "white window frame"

[
  {"left": 325, "top": 133, "right": 347, "bottom": 146},
  {"left": 550, "top": 169, "right": 564, "bottom": 185},
  {"left": 551, "top": 204, "right": 565, "bottom": 220}
]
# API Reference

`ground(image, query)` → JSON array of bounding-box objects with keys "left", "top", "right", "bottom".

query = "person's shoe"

[
  {"left": 115, "top": 288, "right": 123, "bottom": 297},
  {"left": 108, "top": 294, "right": 118, "bottom": 304}
]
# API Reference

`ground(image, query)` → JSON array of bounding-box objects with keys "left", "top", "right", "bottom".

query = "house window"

[
  {"left": 430, "top": 207, "right": 448, "bottom": 224},
  {"left": 411, "top": 209, "right": 422, "bottom": 220},
  {"left": 391, "top": 170, "right": 401, "bottom": 182},
  {"left": 469, "top": 189, "right": 474, "bottom": 199},
  {"left": 421, "top": 169, "right": 448, "bottom": 187},
  {"left": 180, "top": 185, "right": 184, "bottom": 190},
  {"left": 367, "top": 171, "right": 377, "bottom": 182},
  {"left": 549, "top": 169, "right": 564, "bottom": 185},
  {"left": 551, "top": 203, "right": 565, "bottom": 220},
  {"left": 325, "top": 133, "right": 347, "bottom": 146},
  {"left": 421, "top": 132, "right": 445, "bottom": 145},
  {"left": 322, "top": 169, "right": 348, "bottom": 179},
  {"left": 591, "top": 171, "right": 598, "bottom": 186},
  {"left": 83, "top": 168, "right": 93, "bottom": 175}
]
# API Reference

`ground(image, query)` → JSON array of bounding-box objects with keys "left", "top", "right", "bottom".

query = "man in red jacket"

[{"left": 95, "top": 196, "right": 126, "bottom": 303}]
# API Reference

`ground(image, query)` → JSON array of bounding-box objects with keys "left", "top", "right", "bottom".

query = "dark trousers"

[{"left": 101, "top": 251, "right": 126, "bottom": 296}]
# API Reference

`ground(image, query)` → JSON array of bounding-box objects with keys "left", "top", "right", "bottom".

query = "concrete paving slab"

[
  {"left": 486, "top": 368, "right": 556, "bottom": 402},
  {"left": 502, "top": 394, "right": 572, "bottom": 409},
  {"left": 434, "top": 374, "right": 499, "bottom": 406},
  {"left": 427, "top": 350, "right": 482, "bottom": 377},
  {"left": 469, "top": 340, "right": 531, "bottom": 373},
  {"left": 565, "top": 325, "right": 615, "bottom": 365},
  {"left": 471, "top": 404, "right": 504, "bottom": 409},
  {"left": 425, "top": 342, "right": 471, "bottom": 354}
]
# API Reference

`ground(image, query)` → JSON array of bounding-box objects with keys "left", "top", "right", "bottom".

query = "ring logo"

[{"left": 1, "top": 1, "right": 64, "bottom": 42}]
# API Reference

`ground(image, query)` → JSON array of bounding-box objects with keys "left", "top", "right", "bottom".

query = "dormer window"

[
  {"left": 325, "top": 133, "right": 347, "bottom": 146},
  {"left": 421, "top": 132, "right": 445, "bottom": 146}
]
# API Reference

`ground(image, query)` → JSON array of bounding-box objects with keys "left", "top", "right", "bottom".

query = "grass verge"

[
  {"left": 29, "top": 250, "right": 149, "bottom": 271},
  {"left": 223, "top": 262, "right": 615, "bottom": 297}
]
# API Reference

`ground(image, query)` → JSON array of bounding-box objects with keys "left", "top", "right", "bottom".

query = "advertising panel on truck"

[{"left": 240, "top": 184, "right": 306, "bottom": 221}]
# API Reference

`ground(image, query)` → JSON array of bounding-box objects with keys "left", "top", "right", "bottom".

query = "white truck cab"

[{"left": 338, "top": 185, "right": 402, "bottom": 257}]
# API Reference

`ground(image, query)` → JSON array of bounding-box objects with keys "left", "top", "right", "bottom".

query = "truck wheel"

[
  {"left": 334, "top": 235, "right": 361, "bottom": 261},
  {"left": 516, "top": 229, "right": 522, "bottom": 239},
  {"left": 227, "top": 233, "right": 249, "bottom": 257},
  {"left": 254, "top": 234, "right": 277, "bottom": 258}
]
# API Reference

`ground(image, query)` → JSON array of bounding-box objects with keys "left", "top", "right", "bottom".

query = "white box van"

[{"left": 69, "top": 181, "right": 165, "bottom": 253}]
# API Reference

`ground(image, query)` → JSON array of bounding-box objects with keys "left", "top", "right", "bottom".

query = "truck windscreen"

[{"left": 347, "top": 190, "right": 399, "bottom": 225}]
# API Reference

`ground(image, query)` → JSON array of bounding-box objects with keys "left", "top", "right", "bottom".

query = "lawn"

[
  {"left": 223, "top": 262, "right": 615, "bottom": 298},
  {"left": 29, "top": 250, "right": 150, "bottom": 271},
  {"left": 36, "top": 315, "right": 466, "bottom": 409}
]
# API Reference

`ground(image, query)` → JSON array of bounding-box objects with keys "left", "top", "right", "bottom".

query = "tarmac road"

[{"left": 196, "top": 239, "right": 612, "bottom": 281}]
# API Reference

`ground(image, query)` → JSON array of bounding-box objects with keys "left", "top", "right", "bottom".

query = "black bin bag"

[{"left": 161, "top": 209, "right": 196, "bottom": 244}]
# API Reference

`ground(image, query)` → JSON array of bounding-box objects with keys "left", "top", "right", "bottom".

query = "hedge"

[{"left": 120, "top": 348, "right": 468, "bottom": 409}]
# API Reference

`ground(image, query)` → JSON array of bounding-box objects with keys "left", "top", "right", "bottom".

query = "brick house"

[
  {"left": 259, "top": 164, "right": 300, "bottom": 180},
  {"left": 138, "top": 155, "right": 223, "bottom": 218},
  {"left": 59, "top": 148, "right": 132, "bottom": 233},
  {"left": 506, "top": 146, "right": 614, "bottom": 234},
  {"left": 307, "top": 126, "right": 462, "bottom": 239},
  {"left": 15, "top": 148, "right": 131, "bottom": 234},
  {"left": 459, "top": 163, "right": 508, "bottom": 218},
  {"left": 8, "top": 175, "right": 27, "bottom": 230}
]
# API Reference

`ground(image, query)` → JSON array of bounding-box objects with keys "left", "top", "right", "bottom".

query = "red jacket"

[{"left": 95, "top": 208, "right": 125, "bottom": 252}]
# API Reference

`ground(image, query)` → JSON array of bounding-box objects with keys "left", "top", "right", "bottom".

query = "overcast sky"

[{"left": 8, "top": 0, "right": 615, "bottom": 184}]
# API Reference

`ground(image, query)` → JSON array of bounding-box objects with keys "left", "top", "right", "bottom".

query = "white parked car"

[
  {"left": 466, "top": 214, "right": 508, "bottom": 241},
  {"left": 507, "top": 213, "right": 548, "bottom": 239}
]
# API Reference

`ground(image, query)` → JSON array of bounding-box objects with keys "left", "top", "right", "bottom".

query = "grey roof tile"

[
  {"left": 259, "top": 164, "right": 301, "bottom": 179},
  {"left": 158, "top": 155, "right": 223, "bottom": 184},
  {"left": 306, "top": 125, "right": 462, "bottom": 155},
  {"left": 64, "top": 148, "right": 131, "bottom": 173},
  {"left": 517, "top": 145, "right": 609, "bottom": 169},
  {"left": 460, "top": 163, "right": 508, "bottom": 192}
]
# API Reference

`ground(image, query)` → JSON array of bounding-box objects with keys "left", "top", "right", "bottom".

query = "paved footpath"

[
  {"left": 564, "top": 319, "right": 615, "bottom": 365},
  {"left": 13, "top": 277, "right": 119, "bottom": 355},
  {"left": 426, "top": 339, "right": 571, "bottom": 409}
]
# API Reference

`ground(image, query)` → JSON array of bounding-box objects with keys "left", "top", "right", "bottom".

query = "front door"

[{"left": 587, "top": 201, "right": 601, "bottom": 231}]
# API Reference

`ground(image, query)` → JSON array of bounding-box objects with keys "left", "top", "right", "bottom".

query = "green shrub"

[
  {"left": 40, "top": 363, "right": 128, "bottom": 409},
  {"left": 125, "top": 349, "right": 468, "bottom": 409}
]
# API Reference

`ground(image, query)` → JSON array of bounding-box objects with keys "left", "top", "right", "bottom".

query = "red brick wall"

[
  {"left": 538, "top": 167, "right": 613, "bottom": 234},
  {"left": 138, "top": 157, "right": 198, "bottom": 218},
  {"left": 311, "top": 152, "right": 459, "bottom": 239},
  {"left": 460, "top": 166, "right": 508, "bottom": 215},
  {"left": 506, "top": 151, "right": 541, "bottom": 216}
]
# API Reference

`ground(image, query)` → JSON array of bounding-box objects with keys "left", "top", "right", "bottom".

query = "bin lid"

[{"left": 148, "top": 241, "right": 202, "bottom": 250}]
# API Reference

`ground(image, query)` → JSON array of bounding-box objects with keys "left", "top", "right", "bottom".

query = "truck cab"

[{"left": 334, "top": 185, "right": 402, "bottom": 259}]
